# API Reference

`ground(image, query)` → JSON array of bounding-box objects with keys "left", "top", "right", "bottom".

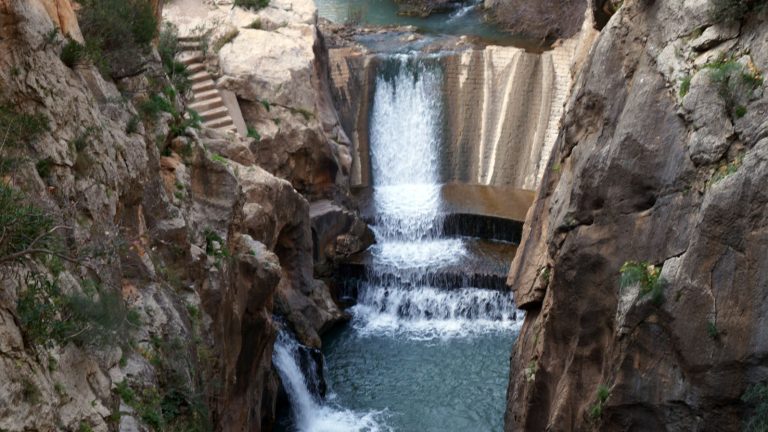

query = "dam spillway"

[{"left": 328, "top": 39, "right": 578, "bottom": 191}]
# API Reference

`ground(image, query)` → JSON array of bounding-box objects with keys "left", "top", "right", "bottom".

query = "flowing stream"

[{"left": 275, "top": 55, "right": 524, "bottom": 431}]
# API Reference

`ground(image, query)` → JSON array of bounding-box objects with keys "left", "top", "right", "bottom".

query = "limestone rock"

[
  {"left": 37, "top": 0, "right": 83, "bottom": 42},
  {"left": 506, "top": 1, "right": 768, "bottom": 430},
  {"left": 691, "top": 22, "right": 741, "bottom": 51}
]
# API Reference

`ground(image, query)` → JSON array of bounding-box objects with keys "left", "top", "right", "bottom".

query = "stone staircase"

[{"left": 177, "top": 36, "right": 238, "bottom": 134}]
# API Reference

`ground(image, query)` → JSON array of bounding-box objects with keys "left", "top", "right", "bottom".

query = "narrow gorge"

[{"left": 1, "top": 0, "right": 767, "bottom": 431}]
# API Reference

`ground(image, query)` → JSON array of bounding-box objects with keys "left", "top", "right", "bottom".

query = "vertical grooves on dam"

[{"left": 329, "top": 44, "right": 580, "bottom": 192}]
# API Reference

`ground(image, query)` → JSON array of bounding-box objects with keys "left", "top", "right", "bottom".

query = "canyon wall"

[
  {"left": 506, "top": 0, "right": 768, "bottom": 430},
  {"left": 0, "top": 0, "right": 362, "bottom": 430}
]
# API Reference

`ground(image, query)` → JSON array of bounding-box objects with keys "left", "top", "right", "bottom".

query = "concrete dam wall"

[{"left": 328, "top": 40, "right": 579, "bottom": 191}]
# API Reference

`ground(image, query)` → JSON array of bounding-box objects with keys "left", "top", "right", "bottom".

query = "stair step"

[
  {"left": 186, "top": 63, "right": 205, "bottom": 74},
  {"left": 193, "top": 89, "right": 221, "bottom": 102},
  {"left": 192, "top": 80, "right": 216, "bottom": 93},
  {"left": 215, "top": 126, "right": 238, "bottom": 134},
  {"left": 179, "top": 51, "right": 204, "bottom": 66},
  {"left": 190, "top": 71, "right": 212, "bottom": 83},
  {"left": 179, "top": 41, "right": 201, "bottom": 51},
  {"left": 189, "top": 97, "right": 225, "bottom": 113},
  {"left": 199, "top": 106, "right": 230, "bottom": 122},
  {"left": 206, "top": 117, "right": 235, "bottom": 129}
]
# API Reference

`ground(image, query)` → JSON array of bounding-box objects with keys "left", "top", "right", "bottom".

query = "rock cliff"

[
  {"left": 0, "top": 0, "right": 362, "bottom": 430},
  {"left": 506, "top": 0, "right": 768, "bottom": 430}
]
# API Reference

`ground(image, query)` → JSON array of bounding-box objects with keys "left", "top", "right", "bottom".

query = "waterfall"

[
  {"left": 272, "top": 331, "right": 390, "bottom": 432},
  {"left": 353, "top": 54, "right": 523, "bottom": 339}
]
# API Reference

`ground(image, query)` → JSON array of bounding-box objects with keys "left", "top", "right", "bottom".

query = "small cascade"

[
  {"left": 352, "top": 54, "right": 524, "bottom": 339},
  {"left": 448, "top": 0, "right": 482, "bottom": 21},
  {"left": 272, "top": 331, "right": 389, "bottom": 432}
]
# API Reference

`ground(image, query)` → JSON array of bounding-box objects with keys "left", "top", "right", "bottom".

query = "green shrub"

[
  {"left": 246, "top": 126, "right": 261, "bottom": 141},
  {"left": 589, "top": 384, "right": 611, "bottom": 420},
  {"left": 234, "top": 0, "right": 270, "bottom": 11},
  {"left": 709, "top": 154, "right": 743, "bottom": 185},
  {"left": 0, "top": 185, "right": 55, "bottom": 265},
  {"left": 60, "top": 39, "right": 87, "bottom": 68},
  {"left": 0, "top": 104, "right": 49, "bottom": 149},
  {"left": 21, "top": 378, "right": 41, "bottom": 404},
  {"left": 203, "top": 229, "right": 228, "bottom": 257},
  {"left": 158, "top": 23, "right": 191, "bottom": 95},
  {"left": 140, "top": 87, "right": 200, "bottom": 140},
  {"left": 707, "top": 320, "right": 720, "bottom": 339},
  {"left": 126, "top": 115, "right": 140, "bottom": 134},
  {"left": 620, "top": 261, "right": 665, "bottom": 305},
  {"left": 212, "top": 29, "right": 239, "bottom": 53},
  {"left": 744, "top": 382, "right": 768, "bottom": 432},
  {"left": 17, "top": 273, "right": 139, "bottom": 348},
  {"left": 705, "top": 58, "right": 763, "bottom": 116},
  {"left": 115, "top": 338, "right": 211, "bottom": 431},
  {"left": 35, "top": 158, "right": 54, "bottom": 179},
  {"left": 679, "top": 75, "right": 691, "bottom": 98},
  {"left": 76, "top": 0, "right": 158, "bottom": 77}
]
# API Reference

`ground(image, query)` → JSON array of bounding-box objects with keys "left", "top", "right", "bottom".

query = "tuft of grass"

[
  {"left": 680, "top": 75, "right": 692, "bottom": 98},
  {"left": 709, "top": 154, "right": 743, "bottom": 185},
  {"left": 21, "top": 378, "right": 41, "bottom": 405},
  {"left": 707, "top": 320, "right": 720, "bottom": 339},
  {"left": 246, "top": 126, "right": 261, "bottom": 141},
  {"left": 210, "top": 154, "right": 228, "bottom": 165},
  {"left": 126, "top": 115, "right": 140, "bottom": 134},
  {"left": 246, "top": 18, "right": 262, "bottom": 29},
  {"left": 589, "top": 384, "right": 611, "bottom": 420},
  {"left": 620, "top": 261, "right": 665, "bottom": 306},
  {"left": 705, "top": 58, "right": 763, "bottom": 117},
  {"left": 60, "top": 39, "right": 87, "bottom": 68},
  {"left": 744, "top": 382, "right": 768, "bottom": 432},
  {"left": 212, "top": 29, "right": 239, "bottom": 53},
  {"left": 35, "top": 158, "right": 54, "bottom": 179}
]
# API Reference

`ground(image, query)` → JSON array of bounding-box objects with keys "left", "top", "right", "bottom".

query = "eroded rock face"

[
  {"left": 506, "top": 1, "right": 768, "bottom": 430},
  {"left": 0, "top": 0, "right": 356, "bottom": 430},
  {"left": 166, "top": 0, "right": 353, "bottom": 200}
]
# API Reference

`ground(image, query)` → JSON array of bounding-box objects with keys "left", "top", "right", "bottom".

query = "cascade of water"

[
  {"left": 272, "top": 331, "right": 389, "bottom": 432},
  {"left": 353, "top": 54, "right": 523, "bottom": 338}
]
